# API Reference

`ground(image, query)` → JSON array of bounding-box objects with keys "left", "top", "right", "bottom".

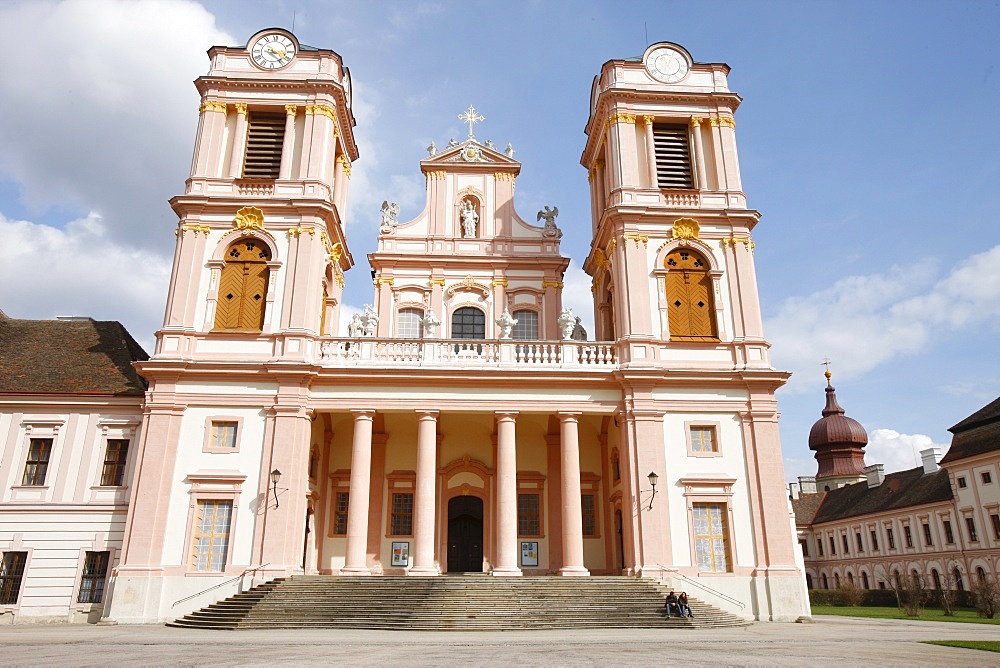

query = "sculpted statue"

[
  {"left": 421, "top": 308, "right": 441, "bottom": 338},
  {"left": 448, "top": 138, "right": 459, "bottom": 148},
  {"left": 571, "top": 317, "right": 587, "bottom": 341},
  {"left": 427, "top": 141, "right": 437, "bottom": 156},
  {"left": 504, "top": 143, "right": 515, "bottom": 158},
  {"left": 485, "top": 139, "right": 495, "bottom": 150},
  {"left": 557, "top": 307, "right": 576, "bottom": 341},
  {"left": 361, "top": 304, "right": 378, "bottom": 336},
  {"left": 537, "top": 205, "right": 562, "bottom": 238},
  {"left": 347, "top": 313, "right": 363, "bottom": 338},
  {"left": 380, "top": 200, "right": 400, "bottom": 234},
  {"left": 460, "top": 199, "right": 479, "bottom": 238},
  {"left": 496, "top": 309, "right": 517, "bottom": 340}
]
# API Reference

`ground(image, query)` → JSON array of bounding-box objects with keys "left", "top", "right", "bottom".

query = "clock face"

[
  {"left": 250, "top": 33, "right": 296, "bottom": 70},
  {"left": 646, "top": 47, "right": 689, "bottom": 83}
]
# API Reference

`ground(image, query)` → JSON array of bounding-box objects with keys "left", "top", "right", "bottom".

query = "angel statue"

[
  {"left": 380, "top": 200, "right": 400, "bottom": 234},
  {"left": 537, "top": 205, "right": 562, "bottom": 238}
]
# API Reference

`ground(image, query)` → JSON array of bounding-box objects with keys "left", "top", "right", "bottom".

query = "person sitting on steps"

[
  {"left": 677, "top": 591, "right": 694, "bottom": 618},
  {"left": 664, "top": 591, "right": 681, "bottom": 618}
]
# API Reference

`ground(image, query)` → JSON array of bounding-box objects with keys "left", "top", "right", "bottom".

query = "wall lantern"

[
  {"left": 270, "top": 469, "right": 282, "bottom": 508},
  {"left": 647, "top": 471, "right": 659, "bottom": 510}
]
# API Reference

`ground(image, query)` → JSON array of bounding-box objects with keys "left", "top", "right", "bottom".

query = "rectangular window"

[
  {"left": 191, "top": 500, "right": 232, "bottom": 572},
  {"left": 922, "top": 523, "right": 933, "bottom": 547},
  {"left": 511, "top": 310, "right": 539, "bottom": 340},
  {"left": 944, "top": 520, "right": 955, "bottom": 544},
  {"left": 77, "top": 551, "right": 110, "bottom": 604},
  {"left": 21, "top": 438, "right": 52, "bottom": 486},
  {"left": 581, "top": 494, "right": 596, "bottom": 537},
  {"left": 243, "top": 112, "right": 285, "bottom": 179},
  {"left": 887, "top": 528, "right": 895, "bottom": 550},
  {"left": 957, "top": 476, "right": 967, "bottom": 488},
  {"left": 982, "top": 471, "right": 993, "bottom": 484},
  {"left": 333, "top": 492, "right": 349, "bottom": 535},
  {"left": 870, "top": 529, "right": 879, "bottom": 551},
  {"left": 799, "top": 539, "right": 808, "bottom": 557},
  {"left": 818, "top": 538, "right": 824, "bottom": 556},
  {"left": 100, "top": 439, "right": 129, "bottom": 486},
  {"left": 0, "top": 552, "right": 27, "bottom": 605},
  {"left": 517, "top": 494, "right": 540, "bottom": 536},
  {"left": 689, "top": 426, "right": 717, "bottom": 453},
  {"left": 390, "top": 493, "right": 414, "bottom": 536},
  {"left": 991, "top": 514, "right": 1000, "bottom": 541},
  {"left": 210, "top": 421, "right": 238, "bottom": 449},
  {"left": 855, "top": 532, "right": 863, "bottom": 552},
  {"left": 652, "top": 124, "right": 693, "bottom": 188},
  {"left": 829, "top": 536, "right": 836, "bottom": 555},
  {"left": 693, "top": 503, "right": 731, "bottom": 572},
  {"left": 397, "top": 308, "right": 423, "bottom": 339},
  {"left": 903, "top": 525, "right": 913, "bottom": 548},
  {"left": 841, "top": 534, "right": 849, "bottom": 554},
  {"left": 966, "top": 517, "right": 978, "bottom": 542}
]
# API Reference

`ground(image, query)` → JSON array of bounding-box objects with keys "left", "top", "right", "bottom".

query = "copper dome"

[{"left": 808, "top": 385, "right": 869, "bottom": 450}]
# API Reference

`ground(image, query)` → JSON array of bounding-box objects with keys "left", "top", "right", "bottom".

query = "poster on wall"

[
  {"left": 520, "top": 541, "right": 538, "bottom": 567},
  {"left": 391, "top": 541, "right": 410, "bottom": 567}
]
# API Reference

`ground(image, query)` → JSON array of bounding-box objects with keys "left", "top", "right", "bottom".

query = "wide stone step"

[{"left": 167, "top": 576, "right": 750, "bottom": 630}]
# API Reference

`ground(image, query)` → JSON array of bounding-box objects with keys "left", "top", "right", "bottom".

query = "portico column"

[
  {"left": 558, "top": 412, "right": 589, "bottom": 576},
  {"left": 689, "top": 116, "right": 708, "bottom": 191},
  {"left": 342, "top": 409, "right": 374, "bottom": 575},
  {"left": 279, "top": 104, "right": 297, "bottom": 179},
  {"left": 409, "top": 410, "right": 440, "bottom": 575},
  {"left": 493, "top": 412, "right": 522, "bottom": 576}
]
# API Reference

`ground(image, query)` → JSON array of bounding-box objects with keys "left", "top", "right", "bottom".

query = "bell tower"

[{"left": 158, "top": 28, "right": 357, "bottom": 360}]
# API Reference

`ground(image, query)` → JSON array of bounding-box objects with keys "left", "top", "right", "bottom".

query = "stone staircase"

[{"left": 167, "top": 575, "right": 750, "bottom": 630}]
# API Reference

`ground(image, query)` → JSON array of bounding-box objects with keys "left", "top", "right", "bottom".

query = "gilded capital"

[
  {"left": 312, "top": 104, "right": 336, "bottom": 122},
  {"left": 284, "top": 104, "right": 298, "bottom": 116},
  {"left": 199, "top": 100, "right": 227, "bottom": 115},
  {"left": 542, "top": 280, "right": 564, "bottom": 290},
  {"left": 689, "top": 116, "right": 703, "bottom": 128},
  {"left": 234, "top": 103, "right": 248, "bottom": 116},
  {"left": 329, "top": 242, "right": 344, "bottom": 263},
  {"left": 643, "top": 115, "right": 656, "bottom": 126},
  {"left": 336, "top": 154, "right": 352, "bottom": 177}
]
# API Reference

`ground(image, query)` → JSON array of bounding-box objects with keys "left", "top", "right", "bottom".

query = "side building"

[
  {"left": 792, "top": 377, "right": 1000, "bottom": 592},
  {"left": 0, "top": 312, "right": 147, "bottom": 622}
]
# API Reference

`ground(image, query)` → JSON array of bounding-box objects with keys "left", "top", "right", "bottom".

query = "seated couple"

[{"left": 664, "top": 591, "right": 693, "bottom": 618}]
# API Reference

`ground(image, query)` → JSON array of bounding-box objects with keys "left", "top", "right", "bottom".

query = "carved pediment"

[{"left": 422, "top": 139, "right": 519, "bottom": 169}]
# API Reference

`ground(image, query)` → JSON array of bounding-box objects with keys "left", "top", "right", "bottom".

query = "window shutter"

[
  {"left": 652, "top": 125, "right": 693, "bottom": 189},
  {"left": 243, "top": 112, "right": 286, "bottom": 179}
]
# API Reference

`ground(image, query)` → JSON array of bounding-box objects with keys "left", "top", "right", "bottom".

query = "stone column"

[
  {"left": 410, "top": 410, "right": 440, "bottom": 575},
  {"left": 558, "top": 412, "right": 589, "bottom": 576},
  {"left": 279, "top": 105, "right": 297, "bottom": 180},
  {"left": 493, "top": 412, "right": 522, "bottom": 576},
  {"left": 342, "top": 409, "right": 375, "bottom": 575},
  {"left": 642, "top": 116, "right": 657, "bottom": 188},
  {"left": 228, "top": 103, "right": 248, "bottom": 178},
  {"left": 689, "top": 116, "right": 709, "bottom": 190}
]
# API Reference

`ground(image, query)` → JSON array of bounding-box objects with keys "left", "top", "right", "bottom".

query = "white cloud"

[
  {"left": 0, "top": 0, "right": 233, "bottom": 248},
  {"left": 562, "top": 260, "right": 595, "bottom": 338},
  {"left": 767, "top": 244, "right": 1000, "bottom": 394},
  {"left": 865, "top": 428, "right": 947, "bottom": 474},
  {"left": 0, "top": 213, "right": 171, "bottom": 353}
]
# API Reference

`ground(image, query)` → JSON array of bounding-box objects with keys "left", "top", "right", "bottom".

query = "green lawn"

[
  {"left": 811, "top": 605, "right": 1000, "bottom": 625},
  {"left": 924, "top": 640, "right": 1000, "bottom": 653}
]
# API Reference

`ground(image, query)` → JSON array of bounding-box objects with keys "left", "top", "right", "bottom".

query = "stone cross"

[{"left": 458, "top": 105, "right": 485, "bottom": 140}]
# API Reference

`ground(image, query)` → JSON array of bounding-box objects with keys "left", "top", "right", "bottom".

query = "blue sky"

[{"left": 1, "top": 0, "right": 998, "bottom": 481}]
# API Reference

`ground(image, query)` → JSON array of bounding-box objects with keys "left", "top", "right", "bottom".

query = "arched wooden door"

[
  {"left": 447, "top": 496, "right": 484, "bottom": 573},
  {"left": 214, "top": 238, "right": 271, "bottom": 331},
  {"left": 664, "top": 248, "right": 716, "bottom": 340}
]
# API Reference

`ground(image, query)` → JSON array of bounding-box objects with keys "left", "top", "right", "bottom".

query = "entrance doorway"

[{"left": 447, "top": 496, "right": 484, "bottom": 573}]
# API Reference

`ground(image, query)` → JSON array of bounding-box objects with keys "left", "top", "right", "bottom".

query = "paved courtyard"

[{"left": 1, "top": 615, "right": 998, "bottom": 666}]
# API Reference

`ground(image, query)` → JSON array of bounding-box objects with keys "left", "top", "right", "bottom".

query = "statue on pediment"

[
  {"left": 537, "top": 205, "right": 562, "bottom": 238},
  {"left": 379, "top": 200, "right": 400, "bottom": 234}
]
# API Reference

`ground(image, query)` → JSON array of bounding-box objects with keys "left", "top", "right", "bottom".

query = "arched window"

[
  {"left": 821, "top": 573, "right": 828, "bottom": 589},
  {"left": 397, "top": 308, "right": 424, "bottom": 339},
  {"left": 511, "top": 310, "right": 538, "bottom": 340},
  {"left": 215, "top": 238, "right": 271, "bottom": 331},
  {"left": 664, "top": 248, "right": 716, "bottom": 341},
  {"left": 451, "top": 307, "right": 485, "bottom": 339},
  {"left": 847, "top": 572, "right": 854, "bottom": 585},
  {"left": 954, "top": 568, "right": 964, "bottom": 591},
  {"left": 805, "top": 573, "right": 813, "bottom": 590},
  {"left": 977, "top": 566, "right": 987, "bottom": 583},
  {"left": 862, "top": 571, "right": 870, "bottom": 589},
  {"left": 834, "top": 573, "right": 840, "bottom": 588},
  {"left": 932, "top": 569, "right": 941, "bottom": 589}
]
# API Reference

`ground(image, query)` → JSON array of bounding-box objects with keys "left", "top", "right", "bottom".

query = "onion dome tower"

[{"left": 808, "top": 369, "right": 868, "bottom": 490}]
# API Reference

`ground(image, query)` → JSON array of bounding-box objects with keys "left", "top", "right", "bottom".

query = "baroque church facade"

[{"left": 0, "top": 30, "right": 809, "bottom": 623}]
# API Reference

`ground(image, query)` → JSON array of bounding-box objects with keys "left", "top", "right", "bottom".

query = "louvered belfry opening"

[
  {"left": 243, "top": 112, "right": 286, "bottom": 179},
  {"left": 652, "top": 124, "right": 693, "bottom": 189}
]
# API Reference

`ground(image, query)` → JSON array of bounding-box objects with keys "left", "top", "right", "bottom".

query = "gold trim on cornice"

[
  {"left": 336, "top": 154, "right": 351, "bottom": 177},
  {"left": 329, "top": 241, "right": 343, "bottom": 263},
  {"left": 711, "top": 116, "right": 736, "bottom": 128},
  {"left": 623, "top": 233, "right": 648, "bottom": 247},
  {"left": 335, "top": 273, "right": 345, "bottom": 287},
  {"left": 424, "top": 170, "right": 446, "bottom": 180},
  {"left": 179, "top": 224, "right": 211, "bottom": 236},
  {"left": 199, "top": 101, "right": 227, "bottom": 115},
  {"left": 288, "top": 226, "right": 317, "bottom": 238},
  {"left": 234, "top": 103, "right": 248, "bottom": 115},
  {"left": 494, "top": 172, "right": 516, "bottom": 182},
  {"left": 721, "top": 236, "right": 754, "bottom": 252},
  {"left": 542, "top": 280, "right": 564, "bottom": 289}
]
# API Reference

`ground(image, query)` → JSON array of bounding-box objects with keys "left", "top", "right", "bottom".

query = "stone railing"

[{"left": 316, "top": 338, "right": 617, "bottom": 368}]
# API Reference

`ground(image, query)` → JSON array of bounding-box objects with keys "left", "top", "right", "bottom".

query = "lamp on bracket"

[
  {"left": 647, "top": 471, "right": 659, "bottom": 510},
  {"left": 270, "top": 469, "right": 282, "bottom": 508}
]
